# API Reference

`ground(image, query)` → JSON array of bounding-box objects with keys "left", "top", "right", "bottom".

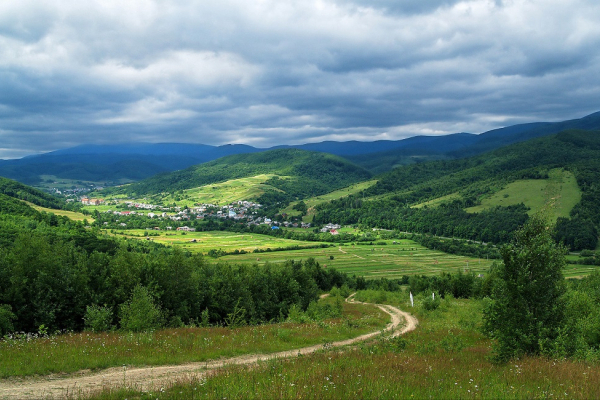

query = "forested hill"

[
  {"left": 0, "top": 176, "right": 63, "bottom": 209},
  {"left": 0, "top": 177, "right": 347, "bottom": 335},
  {"left": 346, "top": 111, "right": 600, "bottom": 173},
  {"left": 106, "top": 149, "right": 373, "bottom": 202},
  {"left": 314, "top": 130, "right": 600, "bottom": 249}
]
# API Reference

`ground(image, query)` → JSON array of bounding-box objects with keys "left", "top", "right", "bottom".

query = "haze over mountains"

[{"left": 1, "top": 111, "right": 600, "bottom": 186}]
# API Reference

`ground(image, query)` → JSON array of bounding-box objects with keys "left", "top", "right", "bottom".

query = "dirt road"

[{"left": 0, "top": 298, "right": 417, "bottom": 399}]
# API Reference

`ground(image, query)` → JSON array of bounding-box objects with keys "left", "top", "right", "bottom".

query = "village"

[{"left": 81, "top": 197, "right": 332, "bottom": 232}]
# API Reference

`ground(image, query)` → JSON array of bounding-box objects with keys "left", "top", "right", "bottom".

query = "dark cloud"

[{"left": 0, "top": 0, "right": 599, "bottom": 158}]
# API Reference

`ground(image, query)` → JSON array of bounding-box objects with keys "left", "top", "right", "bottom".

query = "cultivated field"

[
  {"left": 114, "top": 229, "right": 328, "bottom": 254},
  {"left": 220, "top": 239, "right": 495, "bottom": 279},
  {"left": 114, "top": 231, "right": 596, "bottom": 279}
]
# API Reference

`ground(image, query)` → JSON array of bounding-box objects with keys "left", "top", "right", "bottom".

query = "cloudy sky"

[{"left": 1, "top": 0, "right": 599, "bottom": 158}]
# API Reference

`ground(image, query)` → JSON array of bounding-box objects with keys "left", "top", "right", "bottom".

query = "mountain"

[
  {"left": 314, "top": 129, "right": 600, "bottom": 249},
  {"left": 273, "top": 132, "right": 478, "bottom": 156},
  {"left": 107, "top": 148, "right": 373, "bottom": 207},
  {"left": 0, "top": 143, "right": 262, "bottom": 185},
  {"left": 348, "top": 111, "right": 600, "bottom": 172},
  {"left": 2, "top": 111, "right": 600, "bottom": 186}
]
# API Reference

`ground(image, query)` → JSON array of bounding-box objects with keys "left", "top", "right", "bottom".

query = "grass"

[
  {"left": 112, "top": 229, "right": 329, "bottom": 254},
  {"left": 412, "top": 192, "right": 461, "bottom": 209},
  {"left": 28, "top": 203, "right": 95, "bottom": 223},
  {"left": 466, "top": 168, "right": 581, "bottom": 221},
  {"left": 85, "top": 295, "right": 600, "bottom": 400},
  {"left": 0, "top": 297, "right": 388, "bottom": 378},
  {"left": 162, "top": 174, "right": 285, "bottom": 207},
  {"left": 220, "top": 239, "right": 496, "bottom": 279},
  {"left": 281, "top": 180, "right": 378, "bottom": 221}
]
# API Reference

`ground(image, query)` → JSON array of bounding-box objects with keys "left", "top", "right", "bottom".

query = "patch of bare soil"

[{"left": 0, "top": 297, "right": 417, "bottom": 399}]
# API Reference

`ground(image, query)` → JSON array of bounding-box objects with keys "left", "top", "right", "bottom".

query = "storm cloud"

[{"left": 1, "top": 0, "right": 599, "bottom": 158}]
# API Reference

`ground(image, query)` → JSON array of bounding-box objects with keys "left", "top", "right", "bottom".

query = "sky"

[{"left": 1, "top": 0, "right": 600, "bottom": 159}]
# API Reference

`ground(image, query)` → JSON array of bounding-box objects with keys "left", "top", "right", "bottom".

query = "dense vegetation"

[
  {"left": 0, "top": 191, "right": 357, "bottom": 335},
  {"left": 0, "top": 176, "right": 64, "bottom": 209},
  {"left": 315, "top": 130, "right": 600, "bottom": 249},
  {"left": 104, "top": 149, "right": 372, "bottom": 205}
]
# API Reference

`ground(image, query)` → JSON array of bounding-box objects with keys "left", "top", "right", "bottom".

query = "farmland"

[
  {"left": 114, "top": 229, "right": 328, "bottom": 254},
  {"left": 219, "top": 240, "right": 493, "bottom": 279},
  {"left": 104, "top": 229, "right": 597, "bottom": 279}
]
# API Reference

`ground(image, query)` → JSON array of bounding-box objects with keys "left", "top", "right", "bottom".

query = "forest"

[{"left": 315, "top": 130, "right": 600, "bottom": 250}]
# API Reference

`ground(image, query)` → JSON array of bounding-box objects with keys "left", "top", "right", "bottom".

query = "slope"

[
  {"left": 106, "top": 149, "right": 373, "bottom": 207},
  {"left": 314, "top": 130, "right": 600, "bottom": 249},
  {"left": 348, "top": 111, "right": 600, "bottom": 173}
]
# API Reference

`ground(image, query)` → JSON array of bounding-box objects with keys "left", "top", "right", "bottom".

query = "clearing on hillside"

[
  {"left": 282, "top": 179, "right": 378, "bottom": 221},
  {"left": 466, "top": 168, "right": 581, "bottom": 220}
]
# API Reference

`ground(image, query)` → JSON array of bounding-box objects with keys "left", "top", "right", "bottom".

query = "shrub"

[
  {"left": 119, "top": 285, "right": 163, "bottom": 332},
  {"left": 0, "top": 304, "right": 16, "bottom": 336},
  {"left": 83, "top": 304, "right": 113, "bottom": 332}
]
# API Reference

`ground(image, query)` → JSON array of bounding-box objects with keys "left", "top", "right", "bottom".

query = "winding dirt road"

[{"left": 0, "top": 298, "right": 417, "bottom": 399}]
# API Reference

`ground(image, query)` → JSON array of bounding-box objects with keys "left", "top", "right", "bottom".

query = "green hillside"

[
  {"left": 104, "top": 149, "right": 373, "bottom": 207},
  {"left": 465, "top": 168, "right": 581, "bottom": 220},
  {"left": 0, "top": 176, "right": 64, "bottom": 209},
  {"left": 314, "top": 130, "right": 600, "bottom": 250}
]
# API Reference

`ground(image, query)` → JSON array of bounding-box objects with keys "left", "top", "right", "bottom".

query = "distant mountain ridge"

[{"left": 1, "top": 111, "right": 599, "bottom": 185}]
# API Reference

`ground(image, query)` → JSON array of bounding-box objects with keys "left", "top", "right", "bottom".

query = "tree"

[
  {"left": 119, "top": 285, "right": 163, "bottom": 332},
  {"left": 483, "top": 214, "right": 566, "bottom": 361}
]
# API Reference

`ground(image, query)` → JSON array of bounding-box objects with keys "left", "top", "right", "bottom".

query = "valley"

[{"left": 1, "top": 125, "right": 600, "bottom": 399}]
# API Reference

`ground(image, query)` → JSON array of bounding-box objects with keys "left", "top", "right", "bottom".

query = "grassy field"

[
  {"left": 28, "top": 203, "right": 95, "bottom": 223},
  {"left": 162, "top": 174, "right": 285, "bottom": 207},
  {"left": 0, "top": 297, "right": 387, "bottom": 378},
  {"left": 87, "top": 295, "right": 600, "bottom": 400},
  {"left": 220, "top": 239, "right": 496, "bottom": 279},
  {"left": 114, "top": 231, "right": 595, "bottom": 279},
  {"left": 113, "top": 229, "right": 329, "bottom": 254},
  {"left": 282, "top": 180, "right": 378, "bottom": 221},
  {"left": 412, "top": 192, "right": 461, "bottom": 209},
  {"left": 466, "top": 168, "right": 581, "bottom": 221}
]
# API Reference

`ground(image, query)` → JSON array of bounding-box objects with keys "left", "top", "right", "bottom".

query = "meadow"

[
  {"left": 282, "top": 179, "right": 378, "bottom": 221},
  {"left": 466, "top": 168, "right": 581, "bottom": 221},
  {"left": 0, "top": 297, "right": 387, "bottom": 379},
  {"left": 161, "top": 174, "right": 284, "bottom": 207},
  {"left": 115, "top": 229, "right": 328, "bottom": 254},
  {"left": 84, "top": 294, "right": 600, "bottom": 400},
  {"left": 29, "top": 203, "right": 95, "bottom": 223}
]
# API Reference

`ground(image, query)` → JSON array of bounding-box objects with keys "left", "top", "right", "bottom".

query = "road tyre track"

[{"left": 0, "top": 297, "right": 417, "bottom": 399}]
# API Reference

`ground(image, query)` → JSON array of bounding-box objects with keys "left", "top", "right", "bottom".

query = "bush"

[
  {"left": 0, "top": 304, "right": 16, "bottom": 336},
  {"left": 119, "top": 285, "right": 163, "bottom": 332},
  {"left": 83, "top": 304, "right": 113, "bottom": 332},
  {"left": 422, "top": 294, "right": 441, "bottom": 311}
]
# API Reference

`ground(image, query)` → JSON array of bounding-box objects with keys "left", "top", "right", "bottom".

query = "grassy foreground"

[
  {"left": 87, "top": 294, "right": 600, "bottom": 400},
  {"left": 0, "top": 297, "right": 387, "bottom": 378}
]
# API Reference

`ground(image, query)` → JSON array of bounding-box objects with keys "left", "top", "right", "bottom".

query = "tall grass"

[
  {"left": 87, "top": 295, "right": 600, "bottom": 399},
  {"left": 0, "top": 299, "right": 387, "bottom": 378}
]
